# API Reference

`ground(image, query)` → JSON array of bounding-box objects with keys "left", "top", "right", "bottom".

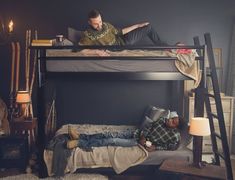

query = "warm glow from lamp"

[
  {"left": 8, "top": 20, "right": 13, "bottom": 33},
  {"left": 16, "top": 91, "right": 31, "bottom": 104},
  {"left": 189, "top": 117, "right": 211, "bottom": 136},
  {"left": 16, "top": 91, "right": 30, "bottom": 118},
  {"left": 189, "top": 117, "right": 211, "bottom": 168}
]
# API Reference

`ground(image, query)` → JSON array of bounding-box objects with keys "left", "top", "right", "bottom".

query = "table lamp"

[
  {"left": 189, "top": 117, "right": 211, "bottom": 168},
  {"left": 16, "top": 91, "right": 31, "bottom": 118}
]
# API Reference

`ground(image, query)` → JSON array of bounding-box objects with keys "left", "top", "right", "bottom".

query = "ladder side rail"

[
  {"left": 204, "top": 87, "right": 220, "bottom": 165},
  {"left": 194, "top": 36, "right": 220, "bottom": 166},
  {"left": 204, "top": 33, "right": 233, "bottom": 180},
  {"left": 192, "top": 36, "right": 205, "bottom": 168},
  {"left": 193, "top": 36, "right": 205, "bottom": 117},
  {"left": 204, "top": 33, "right": 229, "bottom": 152}
]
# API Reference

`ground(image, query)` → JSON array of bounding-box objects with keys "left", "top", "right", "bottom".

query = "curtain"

[{"left": 225, "top": 21, "right": 235, "bottom": 154}]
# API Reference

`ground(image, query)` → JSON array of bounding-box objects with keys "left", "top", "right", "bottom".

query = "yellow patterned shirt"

[{"left": 79, "top": 22, "right": 125, "bottom": 46}]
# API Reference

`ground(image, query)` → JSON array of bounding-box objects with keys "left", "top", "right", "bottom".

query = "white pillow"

[
  {"left": 67, "top": 27, "right": 83, "bottom": 44},
  {"left": 149, "top": 107, "right": 169, "bottom": 121}
]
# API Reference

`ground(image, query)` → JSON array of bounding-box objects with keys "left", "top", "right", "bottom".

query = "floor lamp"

[{"left": 189, "top": 117, "right": 211, "bottom": 168}]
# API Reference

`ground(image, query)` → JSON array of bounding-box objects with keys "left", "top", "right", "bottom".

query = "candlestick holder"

[{"left": 0, "top": 16, "right": 13, "bottom": 45}]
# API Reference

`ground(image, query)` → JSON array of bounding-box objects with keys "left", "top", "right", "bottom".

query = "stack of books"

[{"left": 31, "top": 39, "right": 53, "bottom": 46}]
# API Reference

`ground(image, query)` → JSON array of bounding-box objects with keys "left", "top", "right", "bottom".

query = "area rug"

[{"left": 0, "top": 173, "right": 109, "bottom": 180}]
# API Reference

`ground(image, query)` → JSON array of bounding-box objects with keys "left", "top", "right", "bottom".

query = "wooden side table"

[
  {"left": 10, "top": 117, "right": 37, "bottom": 148},
  {"left": 159, "top": 159, "right": 226, "bottom": 180}
]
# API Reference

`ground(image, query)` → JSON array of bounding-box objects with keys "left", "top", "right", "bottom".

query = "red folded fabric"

[{"left": 176, "top": 49, "right": 192, "bottom": 54}]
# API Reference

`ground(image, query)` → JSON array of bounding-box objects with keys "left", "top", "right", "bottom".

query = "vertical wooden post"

[{"left": 193, "top": 136, "right": 203, "bottom": 168}]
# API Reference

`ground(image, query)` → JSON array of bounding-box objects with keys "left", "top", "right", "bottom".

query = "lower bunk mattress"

[{"left": 44, "top": 124, "right": 193, "bottom": 176}]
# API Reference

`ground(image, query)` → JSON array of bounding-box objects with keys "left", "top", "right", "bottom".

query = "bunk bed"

[{"left": 31, "top": 42, "right": 206, "bottom": 178}]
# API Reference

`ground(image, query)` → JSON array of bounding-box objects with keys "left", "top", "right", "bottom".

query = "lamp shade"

[
  {"left": 189, "top": 117, "right": 211, "bottom": 136},
  {"left": 16, "top": 91, "right": 31, "bottom": 103}
]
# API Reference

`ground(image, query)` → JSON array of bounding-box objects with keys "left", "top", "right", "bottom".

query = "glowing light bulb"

[{"left": 8, "top": 20, "right": 13, "bottom": 33}]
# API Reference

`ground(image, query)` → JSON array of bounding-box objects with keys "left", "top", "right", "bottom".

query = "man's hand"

[
  {"left": 145, "top": 144, "right": 156, "bottom": 152},
  {"left": 122, "top": 22, "right": 150, "bottom": 35},
  {"left": 95, "top": 50, "right": 110, "bottom": 56},
  {"left": 139, "top": 135, "right": 146, "bottom": 146},
  {"left": 137, "top": 22, "right": 149, "bottom": 28}
]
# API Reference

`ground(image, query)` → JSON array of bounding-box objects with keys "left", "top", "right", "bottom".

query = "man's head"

[
  {"left": 165, "top": 117, "right": 179, "bottom": 129},
  {"left": 165, "top": 111, "right": 181, "bottom": 129},
  {"left": 88, "top": 9, "right": 103, "bottom": 31}
]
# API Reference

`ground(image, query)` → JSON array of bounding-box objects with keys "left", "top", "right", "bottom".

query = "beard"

[
  {"left": 90, "top": 24, "right": 102, "bottom": 31},
  {"left": 96, "top": 26, "right": 102, "bottom": 31}
]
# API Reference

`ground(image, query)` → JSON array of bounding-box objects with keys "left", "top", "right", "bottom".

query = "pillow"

[
  {"left": 140, "top": 116, "right": 153, "bottom": 130},
  {"left": 149, "top": 107, "right": 169, "bottom": 121},
  {"left": 143, "top": 105, "right": 154, "bottom": 117},
  {"left": 67, "top": 27, "right": 83, "bottom": 44}
]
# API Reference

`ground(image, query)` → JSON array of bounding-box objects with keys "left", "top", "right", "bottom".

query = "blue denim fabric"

[
  {"left": 78, "top": 130, "right": 138, "bottom": 150},
  {"left": 123, "top": 24, "right": 168, "bottom": 46}
]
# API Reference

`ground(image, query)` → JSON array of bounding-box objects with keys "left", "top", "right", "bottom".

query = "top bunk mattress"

[
  {"left": 45, "top": 49, "right": 201, "bottom": 85},
  {"left": 46, "top": 59, "right": 177, "bottom": 72},
  {"left": 46, "top": 49, "right": 179, "bottom": 72}
]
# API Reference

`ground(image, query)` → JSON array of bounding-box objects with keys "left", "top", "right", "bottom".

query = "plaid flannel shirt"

[{"left": 134, "top": 117, "right": 180, "bottom": 150}]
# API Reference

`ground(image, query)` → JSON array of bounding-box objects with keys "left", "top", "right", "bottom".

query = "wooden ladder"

[{"left": 194, "top": 33, "right": 233, "bottom": 180}]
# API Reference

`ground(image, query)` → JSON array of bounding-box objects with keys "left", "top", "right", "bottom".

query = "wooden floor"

[
  {"left": 0, "top": 158, "right": 234, "bottom": 179},
  {"left": 0, "top": 168, "right": 22, "bottom": 178}
]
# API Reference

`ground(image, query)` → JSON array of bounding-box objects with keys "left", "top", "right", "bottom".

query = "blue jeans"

[
  {"left": 123, "top": 24, "right": 168, "bottom": 46},
  {"left": 78, "top": 130, "right": 138, "bottom": 150}
]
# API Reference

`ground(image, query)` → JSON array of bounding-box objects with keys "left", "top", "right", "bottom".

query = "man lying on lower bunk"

[{"left": 67, "top": 111, "right": 182, "bottom": 152}]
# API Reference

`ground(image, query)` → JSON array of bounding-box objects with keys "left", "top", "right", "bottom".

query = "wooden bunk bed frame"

[{"left": 31, "top": 42, "right": 206, "bottom": 178}]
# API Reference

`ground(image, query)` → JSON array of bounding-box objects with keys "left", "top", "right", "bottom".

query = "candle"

[{"left": 8, "top": 20, "right": 13, "bottom": 33}]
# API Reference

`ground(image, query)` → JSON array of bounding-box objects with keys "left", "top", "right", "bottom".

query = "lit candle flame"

[{"left": 8, "top": 20, "right": 13, "bottom": 33}]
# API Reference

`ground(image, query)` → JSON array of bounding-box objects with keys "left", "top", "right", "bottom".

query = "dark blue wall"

[{"left": 55, "top": 80, "right": 174, "bottom": 126}]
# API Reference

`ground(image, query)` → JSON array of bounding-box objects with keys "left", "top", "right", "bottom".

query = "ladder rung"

[
  {"left": 206, "top": 68, "right": 211, "bottom": 73},
  {"left": 215, "top": 151, "right": 225, "bottom": 160},
  {"left": 213, "top": 132, "right": 222, "bottom": 140},
  {"left": 205, "top": 93, "right": 215, "bottom": 98},
  {"left": 208, "top": 112, "right": 218, "bottom": 119}
]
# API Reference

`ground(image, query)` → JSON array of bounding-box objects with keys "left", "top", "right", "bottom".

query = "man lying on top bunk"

[
  {"left": 79, "top": 9, "right": 169, "bottom": 56},
  {"left": 66, "top": 111, "right": 182, "bottom": 152}
]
